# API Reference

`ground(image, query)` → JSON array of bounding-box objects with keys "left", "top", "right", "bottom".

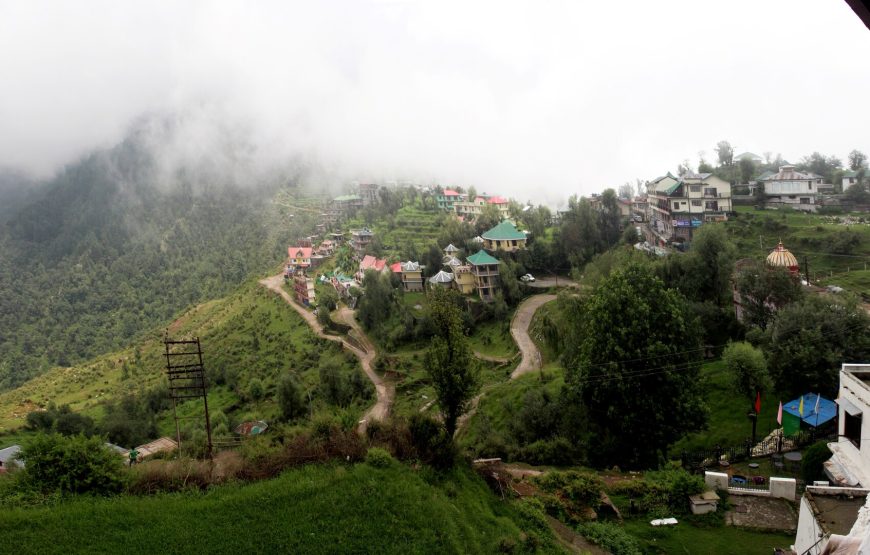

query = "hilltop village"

[{"left": 4, "top": 145, "right": 870, "bottom": 554}]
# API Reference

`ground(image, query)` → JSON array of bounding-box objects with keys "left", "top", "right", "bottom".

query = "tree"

[
  {"left": 739, "top": 158, "right": 755, "bottom": 184},
  {"left": 277, "top": 374, "right": 306, "bottom": 420},
  {"left": 18, "top": 433, "right": 126, "bottom": 495},
  {"left": 849, "top": 149, "right": 867, "bottom": 171},
  {"left": 423, "top": 244, "right": 444, "bottom": 277},
  {"left": 698, "top": 151, "right": 714, "bottom": 173},
  {"left": 765, "top": 295, "right": 870, "bottom": 397},
  {"left": 735, "top": 261, "right": 804, "bottom": 329},
  {"left": 658, "top": 225, "right": 736, "bottom": 307},
  {"left": 475, "top": 203, "right": 502, "bottom": 235},
  {"left": 356, "top": 270, "right": 395, "bottom": 333},
  {"left": 423, "top": 287, "right": 479, "bottom": 437},
  {"left": 844, "top": 169, "right": 870, "bottom": 204},
  {"left": 564, "top": 264, "right": 707, "bottom": 468},
  {"left": 797, "top": 152, "right": 842, "bottom": 182},
  {"left": 715, "top": 141, "right": 734, "bottom": 167},
  {"left": 618, "top": 182, "right": 634, "bottom": 199},
  {"left": 723, "top": 342, "right": 771, "bottom": 404}
]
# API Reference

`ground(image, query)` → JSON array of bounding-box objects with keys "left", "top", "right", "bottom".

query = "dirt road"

[
  {"left": 526, "top": 276, "right": 579, "bottom": 289},
  {"left": 510, "top": 294, "right": 557, "bottom": 379},
  {"left": 259, "top": 275, "right": 394, "bottom": 433}
]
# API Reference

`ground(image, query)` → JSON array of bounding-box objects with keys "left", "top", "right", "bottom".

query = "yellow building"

[
  {"left": 482, "top": 221, "right": 527, "bottom": 252},
  {"left": 453, "top": 264, "right": 476, "bottom": 295}
]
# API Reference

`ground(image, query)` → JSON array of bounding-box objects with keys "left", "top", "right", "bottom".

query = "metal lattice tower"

[{"left": 164, "top": 336, "right": 213, "bottom": 458}]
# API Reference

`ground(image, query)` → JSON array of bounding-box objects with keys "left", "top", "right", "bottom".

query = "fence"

[{"left": 680, "top": 424, "right": 836, "bottom": 472}]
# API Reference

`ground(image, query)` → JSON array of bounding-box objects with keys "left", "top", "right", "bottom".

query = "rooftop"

[
  {"left": 467, "top": 250, "right": 500, "bottom": 266},
  {"left": 482, "top": 220, "right": 526, "bottom": 241},
  {"left": 807, "top": 489, "right": 867, "bottom": 536}
]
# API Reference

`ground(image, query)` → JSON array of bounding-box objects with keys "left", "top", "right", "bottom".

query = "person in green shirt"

[{"left": 128, "top": 448, "right": 139, "bottom": 466}]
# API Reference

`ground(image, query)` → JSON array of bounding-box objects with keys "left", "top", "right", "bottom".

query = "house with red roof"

[
  {"left": 436, "top": 189, "right": 467, "bottom": 211},
  {"left": 355, "top": 255, "right": 389, "bottom": 281},
  {"left": 285, "top": 246, "right": 314, "bottom": 277},
  {"left": 454, "top": 194, "right": 511, "bottom": 219}
]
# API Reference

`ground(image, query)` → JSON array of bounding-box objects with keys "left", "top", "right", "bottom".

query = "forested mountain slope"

[{"left": 0, "top": 123, "right": 312, "bottom": 390}]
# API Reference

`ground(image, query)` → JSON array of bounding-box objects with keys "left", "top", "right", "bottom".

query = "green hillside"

[
  {"left": 724, "top": 206, "right": 870, "bottom": 296},
  {"left": 0, "top": 463, "right": 561, "bottom": 555},
  {"left": 0, "top": 281, "right": 370, "bottom": 445}
]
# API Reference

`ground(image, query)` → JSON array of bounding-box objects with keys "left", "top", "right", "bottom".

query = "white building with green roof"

[{"left": 481, "top": 220, "right": 527, "bottom": 252}]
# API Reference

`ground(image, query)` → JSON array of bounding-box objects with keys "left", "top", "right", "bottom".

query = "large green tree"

[
  {"left": 849, "top": 149, "right": 867, "bottom": 171},
  {"left": 765, "top": 295, "right": 870, "bottom": 397},
  {"left": 735, "top": 261, "right": 804, "bottom": 329},
  {"left": 564, "top": 264, "right": 707, "bottom": 468},
  {"left": 424, "top": 287, "right": 480, "bottom": 437},
  {"left": 723, "top": 342, "right": 771, "bottom": 404}
]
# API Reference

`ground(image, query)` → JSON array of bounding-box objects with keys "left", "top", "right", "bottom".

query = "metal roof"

[
  {"left": 767, "top": 241, "right": 799, "bottom": 268},
  {"left": 467, "top": 250, "right": 500, "bottom": 265},
  {"left": 428, "top": 270, "right": 455, "bottom": 284},
  {"left": 481, "top": 220, "right": 526, "bottom": 241}
]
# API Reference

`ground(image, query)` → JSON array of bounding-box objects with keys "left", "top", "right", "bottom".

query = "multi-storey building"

[
  {"left": 645, "top": 172, "right": 732, "bottom": 246},
  {"left": 482, "top": 220, "right": 527, "bottom": 252},
  {"left": 760, "top": 165, "right": 820, "bottom": 210},
  {"left": 436, "top": 189, "right": 466, "bottom": 211},
  {"left": 350, "top": 228, "right": 374, "bottom": 257},
  {"left": 467, "top": 250, "right": 501, "bottom": 301}
]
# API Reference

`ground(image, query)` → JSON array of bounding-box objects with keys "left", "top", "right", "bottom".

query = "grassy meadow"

[{"left": 0, "top": 463, "right": 560, "bottom": 555}]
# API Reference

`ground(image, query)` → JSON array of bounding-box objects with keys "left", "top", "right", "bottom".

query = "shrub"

[
  {"left": 802, "top": 441, "right": 833, "bottom": 483},
  {"left": 641, "top": 468, "right": 704, "bottom": 514},
  {"left": 409, "top": 414, "right": 456, "bottom": 469},
  {"left": 365, "top": 447, "right": 394, "bottom": 468},
  {"left": 247, "top": 378, "right": 264, "bottom": 401},
  {"left": 18, "top": 433, "right": 126, "bottom": 495},
  {"left": 577, "top": 522, "right": 641, "bottom": 555},
  {"left": 276, "top": 375, "right": 306, "bottom": 421}
]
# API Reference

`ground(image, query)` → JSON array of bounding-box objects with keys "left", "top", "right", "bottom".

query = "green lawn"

[
  {"left": 622, "top": 518, "right": 793, "bottom": 554},
  {"left": 725, "top": 207, "right": 870, "bottom": 296},
  {"left": 670, "top": 361, "right": 783, "bottom": 456},
  {"left": 0, "top": 463, "right": 562, "bottom": 554}
]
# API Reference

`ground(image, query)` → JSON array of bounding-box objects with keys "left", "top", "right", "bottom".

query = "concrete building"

[
  {"left": 453, "top": 264, "right": 476, "bottom": 295},
  {"left": 467, "top": 250, "right": 501, "bottom": 301},
  {"left": 350, "top": 228, "right": 374, "bottom": 257},
  {"left": 436, "top": 189, "right": 466, "bottom": 211},
  {"left": 293, "top": 272, "right": 316, "bottom": 306},
  {"left": 482, "top": 220, "right": 527, "bottom": 252},
  {"left": 645, "top": 172, "right": 732, "bottom": 246},
  {"left": 759, "top": 165, "right": 820, "bottom": 210},
  {"left": 396, "top": 261, "right": 423, "bottom": 292},
  {"left": 358, "top": 183, "right": 380, "bottom": 206},
  {"left": 791, "top": 364, "right": 870, "bottom": 554}
]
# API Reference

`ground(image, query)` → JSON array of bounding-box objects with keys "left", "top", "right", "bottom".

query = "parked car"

[{"left": 521, "top": 274, "right": 535, "bottom": 282}]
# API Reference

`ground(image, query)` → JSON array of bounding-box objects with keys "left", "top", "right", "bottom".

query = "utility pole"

[{"left": 804, "top": 256, "right": 810, "bottom": 285}]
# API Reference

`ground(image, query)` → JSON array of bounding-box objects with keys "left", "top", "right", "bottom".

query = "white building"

[
  {"left": 644, "top": 172, "right": 732, "bottom": 246},
  {"left": 760, "top": 165, "right": 819, "bottom": 210},
  {"left": 793, "top": 364, "right": 870, "bottom": 554}
]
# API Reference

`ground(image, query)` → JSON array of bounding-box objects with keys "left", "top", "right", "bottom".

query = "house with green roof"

[
  {"left": 481, "top": 220, "right": 527, "bottom": 252},
  {"left": 467, "top": 250, "right": 501, "bottom": 301}
]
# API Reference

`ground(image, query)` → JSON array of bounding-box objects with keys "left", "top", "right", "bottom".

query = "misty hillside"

[{"left": 0, "top": 121, "right": 312, "bottom": 390}]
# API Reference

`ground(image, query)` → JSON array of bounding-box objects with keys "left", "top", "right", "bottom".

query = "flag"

[
  {"left": 799, "top": 395, "right": 805, "bottom": 417},
  {"left": 813, "top": 393, "right": 821, "bottom": 415},
  {"left": 754, "top": 391, "right": 761, "bottom": 415},
  {"left": 777, "top": 401, "right": 783, "bottom": 425}
]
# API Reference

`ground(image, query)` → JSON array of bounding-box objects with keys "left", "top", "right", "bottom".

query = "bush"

[
  {"left": 534, "top": 470, "right": 603, "bottom": 521},
  {"left": 640, "top": 468, "right": 704, "bottom": 514},
  {"left": 577, "top": 522, "right": 641, "bottom": 555},
  {"left": 276, "top": 375, "right": 306, "bottom": 421},
  {"left": 365, "top": 447, "right": 394, "bottom": 468},
  {"left": 802, "top": 441, "right": 833, "bottom": 483},
  {"left": 409, "top": 414, "right": 456, "bottom": 469},
  {"left": 18, "top": 433, "right": 126, "bottom": 495}
]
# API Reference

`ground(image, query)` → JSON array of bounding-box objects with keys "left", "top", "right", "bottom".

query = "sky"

[{"left": 1, "top": 0, "right": 869, "bottom": 206}]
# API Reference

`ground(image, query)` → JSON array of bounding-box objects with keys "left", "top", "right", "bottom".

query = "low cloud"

[{"left": 1, "top": 0, "right": 869, "bottom": 204}]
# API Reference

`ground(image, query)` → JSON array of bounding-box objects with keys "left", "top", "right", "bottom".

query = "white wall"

[{"left": 795, "top": 495, "right": 827, "bottom": 555}]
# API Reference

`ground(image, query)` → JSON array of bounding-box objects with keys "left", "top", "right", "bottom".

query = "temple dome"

[{"left": 767, "top": 241, "right": 799, "bottom": 271}]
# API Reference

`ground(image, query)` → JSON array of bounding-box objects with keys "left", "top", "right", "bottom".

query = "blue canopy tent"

[{"left": 781, "top": 393, "right": 836, "bottom": 436}]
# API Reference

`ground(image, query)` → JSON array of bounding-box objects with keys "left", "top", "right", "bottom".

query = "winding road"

[
  {"left": 259, "top": 274, "right": 394, "bottom": 433},
  {"left": 509, "top": 294, "right": 557, "bottom": 379}
]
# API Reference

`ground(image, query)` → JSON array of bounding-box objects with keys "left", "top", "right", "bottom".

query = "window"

[
  {"left": 808, "top": 183, "right": 812, "bottom": 190},
  {"left": 673, "top": 202, "right": 680, "bottom": 210},
  {"left": 800, "top": 197, "right": 810, "bottom": 204},
  {"left": 691, "top": 200, "right": 702, "bottom": 207},
  {"left": 845, "top": 411, "right": 862, "bottom": 449},
  {"left": 690, "top": 185, "right": 701, "bottom": 193},
  {"left": 704, "top": 188, "right": 717, "bottom": 197},
  {"left": 705, "top": 201, "right": 718, "bottom": 211}
]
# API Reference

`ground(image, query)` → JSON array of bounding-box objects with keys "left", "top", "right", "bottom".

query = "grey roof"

[
  {"left": 471, "top": 236, "right": 484, "bottom": 243},
  {"left": 682, "top": 172, "right": 713, "bottom": 180},
  {"left": 443, "top": 243, "right": 459, "bottom": 253},
  {"left": 401, "top": 261, "right": 421, "bottom": 272},
  {"left": 428, "top": 270, "right": 455, "bottom": 284},
  {"left": 443, "top": 255, "right": 462, "bottom": 267},
  {"left": 0, "top": 445, "right": 22, "bottom": 467}
]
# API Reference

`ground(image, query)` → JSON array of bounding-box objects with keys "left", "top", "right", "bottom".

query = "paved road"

[
  {"left": 526, "top": 276, "right": 579, "bottom": 289},
  {"left": 259, "top": 275, "right": 393, "bottom": 433},
  {"left": 510, "top": 294, "right": 557, "bottom": 379}
]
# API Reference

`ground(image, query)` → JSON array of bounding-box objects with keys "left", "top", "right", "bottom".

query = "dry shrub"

[{"left": 127, "top": 459, "right": 214, "bottom": 494}]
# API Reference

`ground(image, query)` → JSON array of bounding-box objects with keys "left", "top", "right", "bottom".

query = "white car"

[{"left": 521, "top": 274, "right": 535, "bottom": 282}]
